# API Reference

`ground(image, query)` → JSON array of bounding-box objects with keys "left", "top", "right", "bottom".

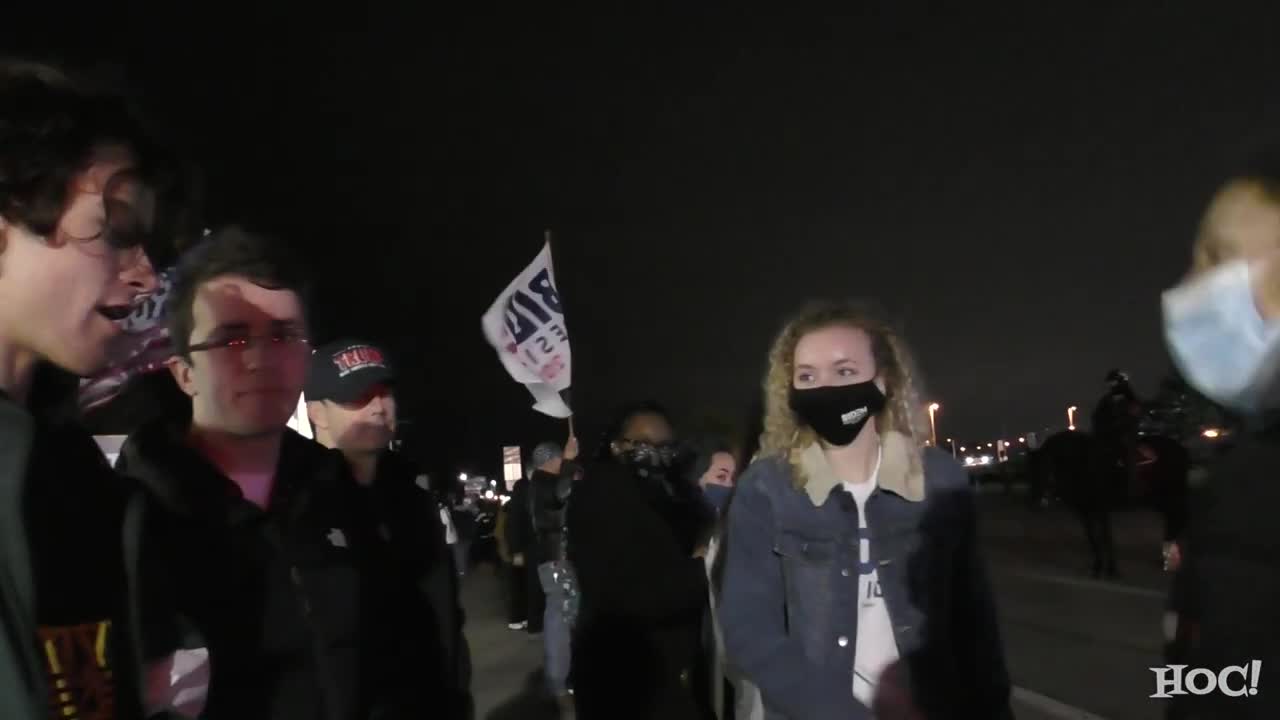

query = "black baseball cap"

[{"left": 305, "top": 339, "right": 395, "bottom": 404}]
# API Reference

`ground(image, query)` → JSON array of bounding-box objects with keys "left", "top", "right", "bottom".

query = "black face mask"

[
  {"left": 615, "top": 441, "right": 679, "bottom": 478},
  {"left": 789, "top": 381, "right": 888, "bottom": 447}
]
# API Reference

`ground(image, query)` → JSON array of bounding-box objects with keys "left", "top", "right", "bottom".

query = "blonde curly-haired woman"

[{"left": 718, "top": 300, "right": 1012, "bottom": 720}]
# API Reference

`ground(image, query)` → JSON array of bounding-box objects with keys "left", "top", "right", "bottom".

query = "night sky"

[{"left": 13, "top": 5, "right": 1280, "bottom": 473}]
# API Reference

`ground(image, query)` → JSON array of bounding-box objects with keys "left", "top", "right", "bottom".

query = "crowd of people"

[
  {"left": 3, "top": 57, "right": 1280, "bottom": 720},
  {"left": 0, "top": 65, "right": 469, "bottom": 720}
]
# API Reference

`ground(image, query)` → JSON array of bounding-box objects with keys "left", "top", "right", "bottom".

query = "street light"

[
  {"left": 1067, "top": 406, "right": 1078, "bottom": 431},
  {"left": 459, "top": 473, "right": 468, "bottom": 482},
  {"left": 927, "top": 403, "right": 941, "bottom": 447}
]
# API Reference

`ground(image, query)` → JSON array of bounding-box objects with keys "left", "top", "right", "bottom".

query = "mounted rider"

[{"left": 1091, "top": 369, "right": 1142, "bottom": 488}]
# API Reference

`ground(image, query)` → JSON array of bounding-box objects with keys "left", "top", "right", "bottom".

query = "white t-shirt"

[{"left": 844, "top": 451, "right": 901, "bottom": 707}]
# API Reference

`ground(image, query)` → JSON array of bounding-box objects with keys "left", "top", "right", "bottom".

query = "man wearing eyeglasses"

[
  {"left": 0, "top": 62, "right": 177, "bottom": 720},
  {"left": 306, "top": 340, "right": 473, "bottom": 720},
  {"left": 116, "top": 227, "right": 429, "bottom": 720}
]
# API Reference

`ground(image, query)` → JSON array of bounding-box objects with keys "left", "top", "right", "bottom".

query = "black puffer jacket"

[
  {"left": 566, "top": 460, "right": 716, "bottom": 720},
  {"left": 0, "top": 394, "right": 151, "bottom": 720},
  {"left": 118, "top": 421, "right": 430, "bottom": 720},
  {"left": 353, "top": 451, "right": 473, "bottom": 719},
  {"left": 1171, "top": 419, "right": 1280, "bottom": 719}
]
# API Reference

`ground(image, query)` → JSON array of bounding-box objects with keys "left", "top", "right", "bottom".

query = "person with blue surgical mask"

[
  {"left": 1163, "top": 180, "right": 1280, "bottom": 413},
  {"left": 694, "top": 445, "right": 737, "bottom": 517},
  {"left": 686, "top": 440, "right": 767, "bottom": 720},
  {"left": 1163, "top": 162, "right": 1280, "bottom": 720}
]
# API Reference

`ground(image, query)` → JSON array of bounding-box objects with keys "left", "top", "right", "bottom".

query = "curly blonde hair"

[{"left": 757, "top": 300, "right": 930, "bottom": 488}]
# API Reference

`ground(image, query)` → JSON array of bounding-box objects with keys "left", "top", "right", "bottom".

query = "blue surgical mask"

[
  {"left": 702, "top": 484, "right": 733, "bottom": 515},
  {"left": 1163, "top": 259, "right": 1280, "bottom": 414}
]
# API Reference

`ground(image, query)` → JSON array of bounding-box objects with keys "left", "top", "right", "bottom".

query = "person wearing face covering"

[
  {"left": 565, "top": 402, "right": 718, "bottom": 720},
  {"left": 1163, "top": 151, "right": 1280, "bottom": 720},
  {"left": 718, "top": 300, "right": 1012, "bottom": 720},
  {"left": 684, "top": 438, "right": 766, "bottom": 720},
  {"left": 687, "top": 438, "right": 738, "bottom": 521}
]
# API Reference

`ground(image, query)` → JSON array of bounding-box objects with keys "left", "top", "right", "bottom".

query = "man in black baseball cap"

[
  {"left": 307, "top": 339, "right": 396, "bottom": 402},
  {"left": 306, "top": 339, "right": 474, "bottom": 719},
  {"left": 306, "top": 339, "right": 398, "bottom": 466}
]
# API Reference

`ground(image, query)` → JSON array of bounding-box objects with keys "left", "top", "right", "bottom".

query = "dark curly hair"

[
  {"left": 167, "top": 225, "right": 311, "bottom": 359},
  {"left": 593, "top": 400, "right": 677, "bottom": 462},
  {"left": 0, "top": 60, "right": 194, "bottom": 265}
]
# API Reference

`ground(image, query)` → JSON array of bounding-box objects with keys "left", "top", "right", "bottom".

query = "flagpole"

[{"left": 544, "top": 228, "right": 577, "bottom": 439}]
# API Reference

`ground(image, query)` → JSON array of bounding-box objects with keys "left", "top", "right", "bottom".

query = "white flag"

[{"left": 481, "top": 241, "right": 573, "bottom": 418}]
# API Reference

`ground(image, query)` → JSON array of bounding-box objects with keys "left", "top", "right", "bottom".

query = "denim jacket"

[{"left": 718, "top": 432, "right": 1013, "bottom": 720}]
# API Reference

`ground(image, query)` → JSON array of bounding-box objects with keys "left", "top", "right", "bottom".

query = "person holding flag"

[{"left": 483, "top": 235, "right": 585, "bottom": 717}]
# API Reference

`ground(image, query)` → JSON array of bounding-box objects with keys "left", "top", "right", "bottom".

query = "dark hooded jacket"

[
  {"left": 1171, "top": 416, "right": 1280, "bottom": 719},
  {"left": 566, "top": 458, "right": 717, "bottom": 720},
  {"left": 116, "top": 420, "right": 431, "bottom": 720},
  {"left": 347, "top": 450, "right": 472, "bottom": 719},
  {"left": 0, "top": 393, "right": 149, "bottom": 720}
]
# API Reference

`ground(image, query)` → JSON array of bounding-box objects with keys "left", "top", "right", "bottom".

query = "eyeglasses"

[{"left": 187, "top": 329, "right": 311, "bottom": 354}]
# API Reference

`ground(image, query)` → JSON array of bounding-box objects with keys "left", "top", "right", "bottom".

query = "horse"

[{"left": 1031, "top": 429, "right": 1189, "bottom": 578}]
